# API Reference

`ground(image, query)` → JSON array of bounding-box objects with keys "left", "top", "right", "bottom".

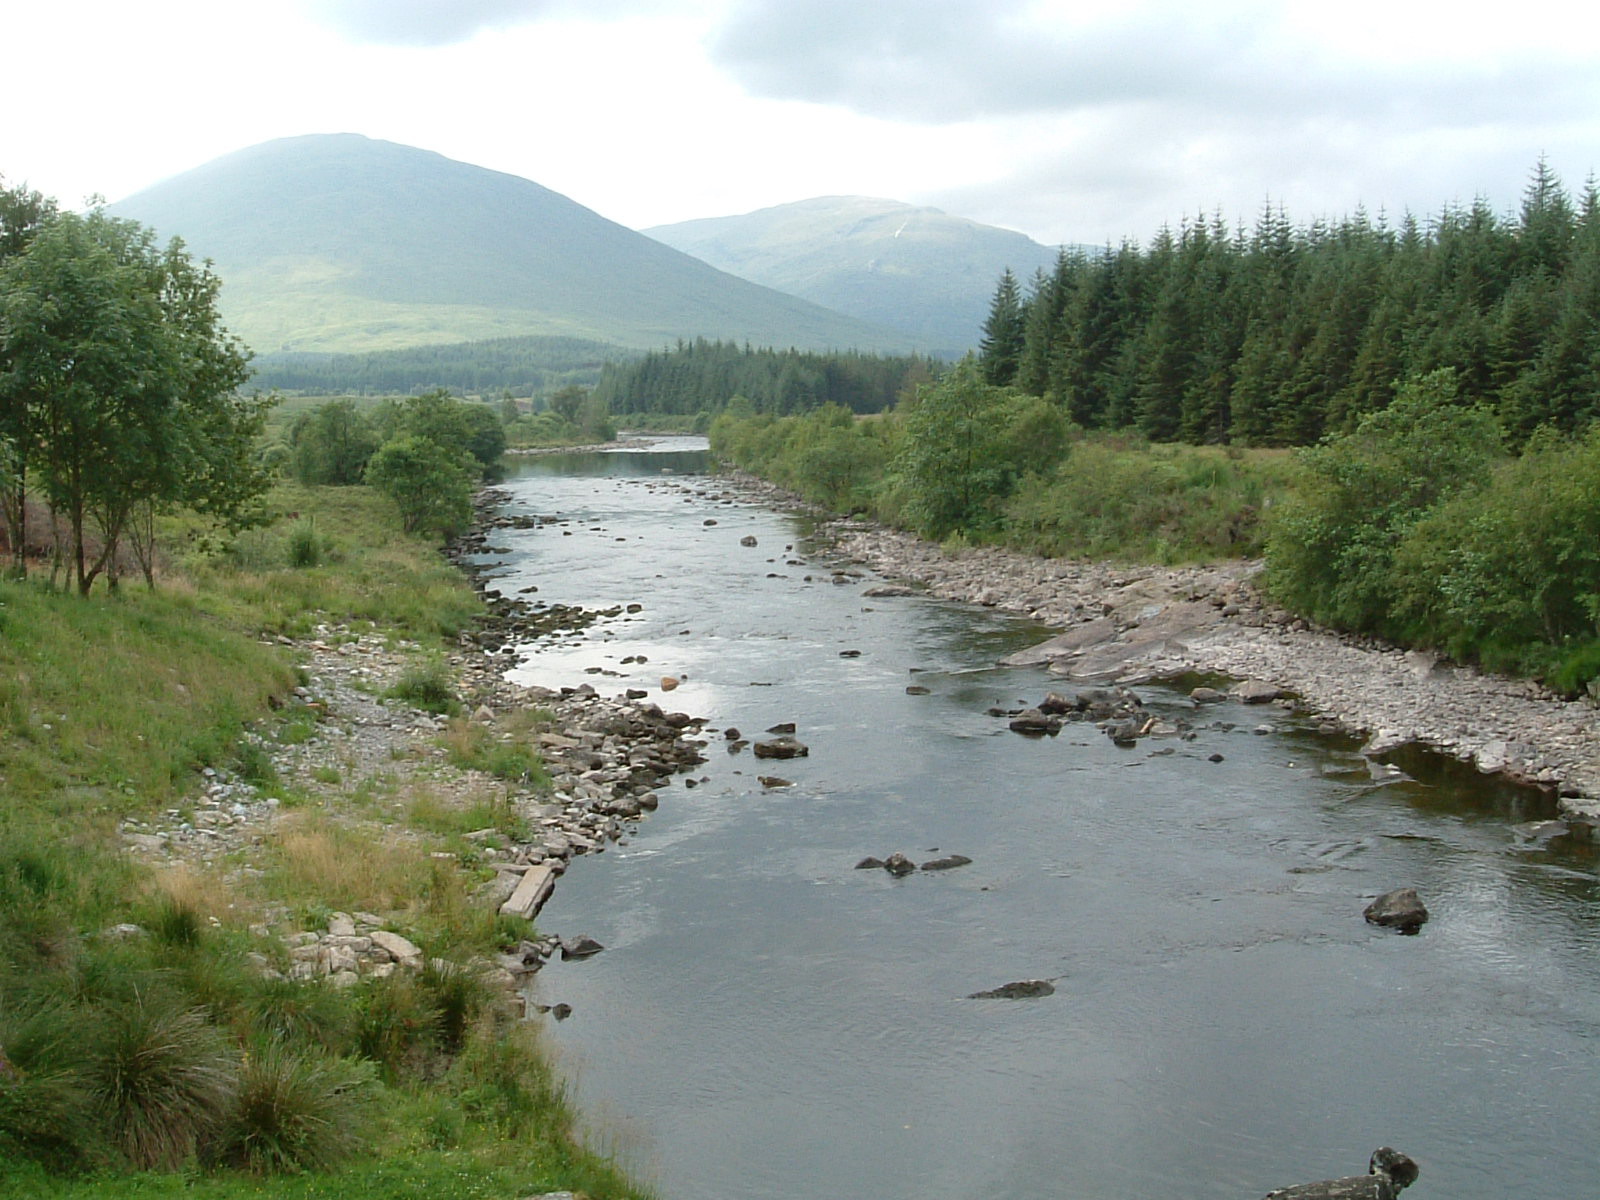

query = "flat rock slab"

[{"left": 499, "top": 863, "right": 558, "bottom": 919}]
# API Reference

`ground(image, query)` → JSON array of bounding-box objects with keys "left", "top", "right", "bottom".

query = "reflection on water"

[{"left": 484, "top": 445, "right": 1599, "bottom": 1200}]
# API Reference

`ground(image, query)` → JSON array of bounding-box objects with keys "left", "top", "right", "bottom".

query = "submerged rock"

[{"left": 966, "top": 979, "right": 1055, "bottom": 1000}]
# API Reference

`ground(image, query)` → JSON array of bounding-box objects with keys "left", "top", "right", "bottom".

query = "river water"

[{"left": 483, "top": 440, "right": 1598, "bottom": 1200}]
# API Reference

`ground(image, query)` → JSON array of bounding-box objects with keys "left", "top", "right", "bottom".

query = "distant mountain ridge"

[
  {"left": 646, "top": 196, "right": 1070, "bottom": 357},
  {"left": 107, "top": 135, "right": 917, "bottom": 357}
]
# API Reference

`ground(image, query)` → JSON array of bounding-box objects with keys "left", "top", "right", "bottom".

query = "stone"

[
  {"left": 882, "top": 852, "right": 917, "bottom": 878},
  {"left": 369, "top": 929, "right": 424, "bottom": 967},
  {"left": 500, "top": 863, "right": 559, "bottom": 920},
  {"left": 1364, "top": 887, "right": 1429, "bottom": 934},
  {"left": 921, "top": 854, "right": 972, "bottom": 871},
  {"left": 1009, "top": 708, "right": 1062, "bottom": 735},
  {"left": 1262, "top": 1148, "right": 1419, "bottom": 1199},
  {"left": 966, "top": 979, "right": 1056, "bottom": 999},
  {"left": 753, "top": 736, "right": 809, "bottom": 759},
  {"left": 559, "top": 934, "right": 605, "bottom": 960},
  {"left": 1235, "top": 679, "right": 1284, "bottom": 704},
  {"left": 854, "top": 856, "right": 886, "bottom": 870}
]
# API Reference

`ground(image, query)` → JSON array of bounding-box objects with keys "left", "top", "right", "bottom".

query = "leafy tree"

[
  {"left": 0, "top": 179, "right": 60, "bottom": 576},
  {"left": 363, "top": 435, "right": 475, "bottom": 536},
  {"left": 0, "top": 208, "right": 260, "bottom": 593},
  {"left": 289, "top": 399, "right": 379, "bottom": 485},
  {"left": 892, "top": 357, "right": 1071, "bottom": 539}
]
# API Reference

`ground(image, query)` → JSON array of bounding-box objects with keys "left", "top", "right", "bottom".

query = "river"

[{"left": 481, "top": 439, "right": 1598, "bottom": 1200}]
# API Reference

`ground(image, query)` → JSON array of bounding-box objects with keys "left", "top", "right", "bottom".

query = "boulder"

[
  {"left": 921, "top": 854, "right": 972, "bottom": 871},
  {"left": 1009, "top": 708, "right": 1062, "bottom": 735},
  {"left": 1235, "top": 679, "right": 1284, "bottom": 704},
  {"left": 1364, "top": 887, "right": 1429, "bottom": 934},
  {"left": 1263, "top": 1147, "right": 1419, "bottom": 1199},
  {"left": 559, "top": 934, "right": 605, "bottom": 960},
  {"left": 966, "top": 979, "right": 1055, "bottom": 999},
  {"left": 882, "top": 852, "right": 917, "bottom": 878},
  {"left": 753, "top": 736, "right": 809, "bottom": 759}
]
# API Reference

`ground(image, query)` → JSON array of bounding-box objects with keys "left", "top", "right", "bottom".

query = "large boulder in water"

[
  {"left": 1364, "top": 888, "right": 1429, "bottom": 934},
  {"left": 753, "top": 735, "right": 809, "bottom": 759},
  {"left": 1262, "top": 1147, "right": 1419, "bottom": 1199}
]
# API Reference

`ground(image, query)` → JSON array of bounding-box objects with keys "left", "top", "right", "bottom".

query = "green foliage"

[
  {"left": 86, "top": 994, "right": 237, "bottom": 1170},
  {"left": 1264, "top": 369, "right": 1503, "bottom": 634},
  {"left": 364, "top": 435, "right": 475, "bottom": 537},
  {"left": 212, "top": 1046, "right": 376, "bottom": 1174},
  {"left": 891, "top": 358, "right": 1072, "bottom": 539},
  {"left": 0, "top": 204, "right": 267, "bottom": 593},
  {"left": 385, "top": 657, "right": 460, "bottom": 715},
  {"left": 1004, "top": 439, "right": 1293, "bottom": 561},
  {"left": 595, "top": 338, "right": 939, "bottom": 418},
  {"left": 998, "top": 162, "right": 1600, "bottom": 446},
  {"left": 1388, "top": 424, "right": 1600, "bottom": 673},
  {"left": 289, "top": 399, "right": 378, "bottom": 485}
]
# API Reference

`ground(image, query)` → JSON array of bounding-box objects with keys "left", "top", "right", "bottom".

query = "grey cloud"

[{"left": 709, "top": 0, "right": 1595, "bottom": 134}]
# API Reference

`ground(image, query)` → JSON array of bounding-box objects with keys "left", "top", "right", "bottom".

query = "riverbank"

[{"left": 696, "top": 468, "right": 1600, "bottom": 822}]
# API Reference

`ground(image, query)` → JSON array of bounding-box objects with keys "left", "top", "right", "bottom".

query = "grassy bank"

[{"left": 0, "top": 483, "right": 649, "bottom": 1198}]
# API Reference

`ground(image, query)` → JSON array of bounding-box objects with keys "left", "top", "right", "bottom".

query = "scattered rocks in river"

[
  {"left": 857, "top": 852, "right": 970, "bottom": 874},
  {"left": 966, "top": 979, "right": 1056, "bottom": 1000},
  {"left": 1364, "top": 887, "right": 1429, "bottom": 934}
]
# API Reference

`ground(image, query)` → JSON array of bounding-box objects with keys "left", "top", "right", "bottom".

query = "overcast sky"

[{"left": 8, "top": 0, "right": 1599, "bottom": 247}]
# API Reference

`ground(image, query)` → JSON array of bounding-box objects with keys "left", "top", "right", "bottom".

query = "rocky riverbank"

[{"left": 815, "top": 517, "right": 1600, "bottom": 822}]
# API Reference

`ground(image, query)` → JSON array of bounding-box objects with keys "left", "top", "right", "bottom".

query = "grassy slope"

[{"left": 0, "top": 485, "right": 647, "bottom": 1199}]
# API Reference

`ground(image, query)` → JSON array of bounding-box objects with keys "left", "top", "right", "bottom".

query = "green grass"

[{"left": 0, "top": 477, "right": 650, "bottom": 1199}]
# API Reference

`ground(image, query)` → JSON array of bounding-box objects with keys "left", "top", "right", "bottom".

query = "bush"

[
  {"left": 1390, "top": 424, "right": 1600, "bottom": 672},
  {"left": 0, "top": 1000, "right": 102, "bottom": 1172},
  {"left": 386, "top": 657, "right": 459, "bottom": 715},
  {"left": 213, "top": 1044, "right": 375, "bottom": 1173},
  {"left": 85, "top": 993, "right": 237, "bottom": 1170},
  {"left": 1264, "top": 368, "right": 1504, "bottom": 635}
]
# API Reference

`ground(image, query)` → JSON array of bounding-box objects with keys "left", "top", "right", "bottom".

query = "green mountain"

[
  {"left": 644, "top": 196, "right": 1068, "bottom": 358},
  {"left": 107, "top": 135, "right": 916, "bottom": 357}
]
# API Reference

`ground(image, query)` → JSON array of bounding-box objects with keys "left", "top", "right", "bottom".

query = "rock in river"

[
  {"left": 1262, "top": 1147, "right": 1420, "bottom": 1199},
  {"left": 1364, "top": 887, "right": 1429, "bottom": 934},
  {"left": 966, "top": 979, "right": 1056, "bottom": 1000},
  {"left": 753, "top": 735, "right": 809, "bottom": 759}
]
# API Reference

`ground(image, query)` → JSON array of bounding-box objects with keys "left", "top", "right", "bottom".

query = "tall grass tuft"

[
  {"left": 85, "top": 992, "right": 237, "bottom": 1169},
  {"left": 213, "top": 1044, "right": 376, "bottom": 1174},
  {"left": 386, "top": 657, "right": 459, "bottom": 715}
]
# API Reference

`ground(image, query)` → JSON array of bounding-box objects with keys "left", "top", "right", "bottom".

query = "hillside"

[
  {"left": 645, "top": 196, "right": 1067, "bottom": 357},
  {"left": 107, "top": 135, "right": 917, "bottom": 356}
]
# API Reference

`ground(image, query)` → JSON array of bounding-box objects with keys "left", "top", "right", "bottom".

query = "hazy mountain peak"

[{"left": 646, "top": 196, "right": 1066, "bottom": 356}]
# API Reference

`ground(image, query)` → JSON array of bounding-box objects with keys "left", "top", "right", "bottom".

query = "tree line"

[
  {"left": 592, "top": 338, "right": 939, "bottom": 418},
  {"left": 249, "top": 334, "right": 632, "bottom": 397},
  {"left": 978, "top": 159, "right": 1600, "bottom": 447}
]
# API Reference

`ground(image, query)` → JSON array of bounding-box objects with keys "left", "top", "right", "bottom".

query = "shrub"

[
  {"left": 212, "top": 1044, "right": 375, "bottom": 1173},
  {"left": 0, "top": 1000, "right": 101, "bottom": 1172},
  {"left": 1264, "top": 368, "right": 1504, "bottom": 635},
  {"left": 85, "top": 993, "right": 237, "bottom": 1169},
  {"left": 386, "top": 657, "right": 459, "bottom": 715}
]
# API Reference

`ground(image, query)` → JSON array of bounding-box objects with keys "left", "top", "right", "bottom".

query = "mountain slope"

[
  {"left": 645, "top": 196, "right": 1066, "bottom": 357},
  {"left": 107, "top": 135, "right": 916, "bottom": 356}
]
